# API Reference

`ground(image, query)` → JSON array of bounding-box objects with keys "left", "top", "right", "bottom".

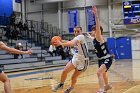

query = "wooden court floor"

[{"left": 0, "top": 60, "right": 140, "bottom": 93}]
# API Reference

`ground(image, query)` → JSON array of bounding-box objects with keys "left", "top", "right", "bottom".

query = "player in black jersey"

[{"left": 87, "top": 6, "right": 112, "bottom": 93}]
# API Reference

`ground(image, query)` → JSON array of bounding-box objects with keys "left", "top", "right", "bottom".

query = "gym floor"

[{"left": 0, "top": 59, "right": 140, "bottom": 93}]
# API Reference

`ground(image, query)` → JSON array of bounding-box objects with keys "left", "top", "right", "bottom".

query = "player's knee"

[
  {"left": 1, "top": 78, "right": 10, "bottom": 83},
  {"left": 6, "top": 78, "right": 10, "bottom": 83},
  {"left": 97, "top": 70, "right": 102, "bottom": 77}
]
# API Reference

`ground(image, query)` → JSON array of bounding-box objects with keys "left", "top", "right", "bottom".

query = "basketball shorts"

[
  {"left": 98, "top": 57, "right": 112, "bottom": 72},
  {"left": 71, "top": 55, "right": 89, "bottom": 72}
]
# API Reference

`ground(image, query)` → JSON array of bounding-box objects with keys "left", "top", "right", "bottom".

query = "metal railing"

[{"left": 1, "top": 16, "right": 66, "bottom": 61}]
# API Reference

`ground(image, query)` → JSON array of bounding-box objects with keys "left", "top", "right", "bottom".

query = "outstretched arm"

[
  {"left": 0, "top": 42, "right": 32, "bottom": 54},
  {"left": 61, "top": 40, "right": 69, "bottom": 43},
  {"left": 92, "top": 6, "right": 104, "bottom": 43},
  {"left": 55, "top": 39, "right": 79, "bottom": 47}
]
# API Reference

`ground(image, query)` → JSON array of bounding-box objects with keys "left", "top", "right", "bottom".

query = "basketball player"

[
  {"left": 0, "top": 41, "right": 32, "bottom": 93},
  {"left": 52, "top": 26, "right": 89, "bottom": 93},
  {"left": 87, "top": 6, "right": 112, "bottom": 93}
]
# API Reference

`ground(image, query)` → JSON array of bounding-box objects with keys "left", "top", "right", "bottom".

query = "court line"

[
  {"left": 8, "top": 67, "right": 64, "bottom": 78},
  {"left": 123, "top": 85, "right": 140, "bottom": 93}
]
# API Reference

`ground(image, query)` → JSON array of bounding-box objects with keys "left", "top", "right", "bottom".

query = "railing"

[
  {"left": 1, "top": 17, "right": 67, "bottom": 61},
  {"left": 25, "top": 20, "right": 68, "bottom": 61}
]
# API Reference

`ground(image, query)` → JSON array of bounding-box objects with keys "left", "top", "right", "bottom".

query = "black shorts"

[{"left": 98, "top": 57, "right": 112, "bottom": 72}]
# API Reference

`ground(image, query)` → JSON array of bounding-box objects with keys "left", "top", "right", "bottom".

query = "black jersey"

[{"left": 93, "top": 38, "right": 109, "bottom": 58}]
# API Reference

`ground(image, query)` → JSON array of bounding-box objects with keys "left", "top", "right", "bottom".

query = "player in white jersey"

[{"left": 52, "top": 26, "right": 89, "bottom": 93}]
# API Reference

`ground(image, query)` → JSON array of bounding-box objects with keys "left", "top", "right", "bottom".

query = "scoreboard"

[{"left": 123, "top": 1, "right": 140, "bottom": 24}]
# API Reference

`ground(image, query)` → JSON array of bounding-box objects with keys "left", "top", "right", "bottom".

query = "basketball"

[{"left": 51, "top": 36, "right": 62, "bottom": 47}]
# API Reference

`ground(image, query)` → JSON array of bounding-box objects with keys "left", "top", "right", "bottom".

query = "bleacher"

[
  {"left": 0, "top": 17, "right": 97, "bottom": 73},
  {"left": 0, "top": 25, "right": 68, "bottom": 72}
]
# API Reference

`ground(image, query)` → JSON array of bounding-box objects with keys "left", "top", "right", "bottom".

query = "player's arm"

[
  {"left": 60, "top": 40, "right": 79, "bottom": 47},
  {"left": 61, "top": 40, "right": 69, "bottom": 43},
  {"left": 0, "top": 41, "right": 32, "bottom": 54},
  {"left": 92, "top": 6, "right": 104, "bottom": 43},
  {"left": 86, "top": 32, "right": 95, "bottom": 40}
]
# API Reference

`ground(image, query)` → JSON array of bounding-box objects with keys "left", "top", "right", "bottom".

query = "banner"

[
  {"left": 86, "top": 8, "right": 96, "bottom": 32},
  {"left": 68, "top": 10, "right": 78, "bottom": 33},
  {"left": 15, "top": 0, "right": 22, "bottom": 3}
]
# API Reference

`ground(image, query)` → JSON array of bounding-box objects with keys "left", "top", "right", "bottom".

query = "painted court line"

[
  {"left": 123, "top": 85, "right": 140, "bottom": 93},
  {"left": 8, "top": 67, "right": 63, "bottom": 78}
]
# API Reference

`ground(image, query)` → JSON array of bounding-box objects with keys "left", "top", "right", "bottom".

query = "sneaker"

[
  {"left": 64, "top": 87, "right": 74, "bottom": 93},
  {"left": 104, "top": 84, "right": 112, "bottom": 92},
  {"left": 52, "top": 83, "right": 64, "bottom": 92}
]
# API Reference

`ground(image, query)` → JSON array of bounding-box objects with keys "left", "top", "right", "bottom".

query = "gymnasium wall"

[
  {"left": 62, "top": 0, "right": 107, "bottom": 8},
  {"left": 26, "top": 1, "right": 59, "bottom": 27},
  {"left": 43, "top": 3, "right": 59, "bottom": 27},
  {"left": 26, "top": 0, "right": 42, "bottom": 21},
  {"left": 25, "top": 0, "right": 140, "bottom": 59},
  {"left": 0, "top": 0, "right": 21, "bottom": 16},
  {"left": 25, "top": 0, "right": 109, "bottom": 33},
  {"left": 0, "top": 0, "right": 13, "bottom": 25},
  {"left": 13, "top": 0, "right": 21, "bottom": 12},
  {"left": 61, "top": 6, "right": 108, "bottom": 33},
  {"left": 131, "top": 38, "right": 140, "bottom": 60},
  {"left": 0, "top": 0, "right": 13, "bottom": 17},
  {"left": 112, "top": 3, "right": 123, "bottom": 24}
]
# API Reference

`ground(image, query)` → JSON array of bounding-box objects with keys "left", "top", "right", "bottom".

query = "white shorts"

[{"left": 71, "top": 55, "right": 89, "bottom": 71}]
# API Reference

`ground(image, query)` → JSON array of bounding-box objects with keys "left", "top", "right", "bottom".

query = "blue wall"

[
  {"left": 107, "top": 37, "right": 132, "bottom": 59},
  {"left": 0, "top": 0, "right": 13, "bottom": 25},
  {"left": 0, "top": 0, "right": 13, "bottom": 17}
]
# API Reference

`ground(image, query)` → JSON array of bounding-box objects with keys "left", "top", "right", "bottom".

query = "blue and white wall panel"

[{"left": 131, "top": 38, "right": 140, "bottom": 60}]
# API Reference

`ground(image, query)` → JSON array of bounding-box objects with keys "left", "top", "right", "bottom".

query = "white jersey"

[{"left": 72, "top": 35, "right": 88, "bottom": 59}]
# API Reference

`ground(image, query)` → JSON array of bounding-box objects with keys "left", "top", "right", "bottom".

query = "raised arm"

[
  {"left": 92, "top": 6, "right": 104, "bottom": 43},
  {"left": 86, "top": 32, "right": 95, "bottom": 40},
  {"left": 0, "top": 41, "right": 32, "bottom": 54}
]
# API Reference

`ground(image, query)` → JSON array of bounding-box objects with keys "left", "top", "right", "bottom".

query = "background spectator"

[
  {"left": 11, "top": 26, "right": 21, "bottom": 40},
  {"left": 56, "top": 45, "right": 66, "bottom": 60},
  {"left": 10, "top": 12, "right": 16, "bottom": 26},
  {"left": 14, "top": 43, "right": 23, "bottom": 59},
  {"left": 4, "top": 25, "right": 11, "bottom": 40},
  {"left": 48, "top": 44, "right": 57, "bottom": 57}
]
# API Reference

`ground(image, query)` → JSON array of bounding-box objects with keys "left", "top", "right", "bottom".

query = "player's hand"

[
  {"left": 92, "top": 6, "right": 97, "bottom": 15},
  {"left": 86, "top": 32, "right": 91, "bottom": 36},
  {"left": 53, "top": 40, "right": 62, "bottom": 46},
  {"left": 25, "top": 49, "right": 32, "bottom": 54},
  {"left": 86, "top": 32, "right": 92, "bottom": 38}
]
